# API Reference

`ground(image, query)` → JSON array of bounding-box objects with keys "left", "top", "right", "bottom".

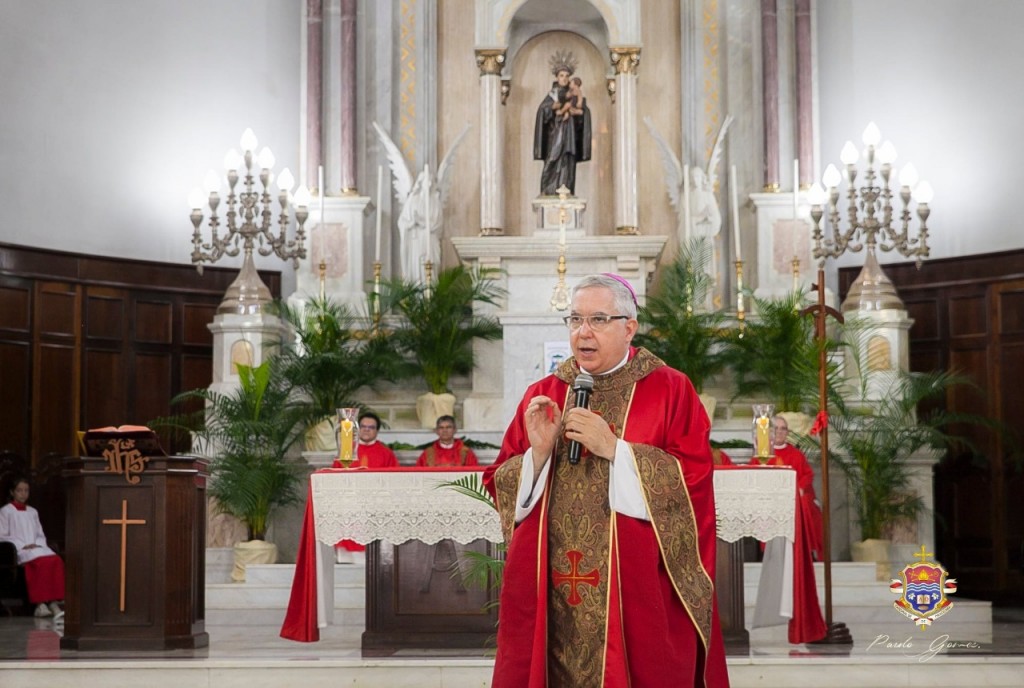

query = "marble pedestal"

[
  {"left": 207, "top": 312, "right": 285, "bottom": 395},
  {"left": 452, "top": 235, "right": 667, "bottom": 430},
  {"left": 295, "top": 195, "right": 372, "bottom": 309}
]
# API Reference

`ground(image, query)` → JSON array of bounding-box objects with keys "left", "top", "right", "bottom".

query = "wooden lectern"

[{"left": 61, "top": 431, "right": 209, "bottom": 651}]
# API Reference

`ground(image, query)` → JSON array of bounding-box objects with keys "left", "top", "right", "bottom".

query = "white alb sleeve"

[
  {"left": 514, "top": 448, "right": 553, "bottom": 523},
  {"left": 609, "top": 440, "right": 650, "bottom": 520}
]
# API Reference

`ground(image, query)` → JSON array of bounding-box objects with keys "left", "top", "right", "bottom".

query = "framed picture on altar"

[{"left": 544, "top": 341, "right": 571, "bottom": 374}]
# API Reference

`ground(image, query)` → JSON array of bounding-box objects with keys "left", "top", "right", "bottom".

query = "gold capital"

[
  {"left": 610, "top": 47, "right": 641, "bottom": 75},
  {"left": 476, "top": 49, "right": 506, "bottom": 76}
]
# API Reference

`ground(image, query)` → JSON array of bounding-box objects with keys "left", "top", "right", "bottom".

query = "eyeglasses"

[{"left": 563, "top": 314, "right": 630, "bottom": 331}]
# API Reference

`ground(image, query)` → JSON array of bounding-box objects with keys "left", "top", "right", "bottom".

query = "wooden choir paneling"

[
  {"left": 839, "top": 249, "right": 1024, "bottom": 602},
  {"left": 0, "top": 242, "right": 280, "bottom": 553}
]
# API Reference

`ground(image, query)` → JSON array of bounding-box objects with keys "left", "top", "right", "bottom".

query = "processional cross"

[{"left": 798, "top": 272, "right": 851, "bottom": 643}]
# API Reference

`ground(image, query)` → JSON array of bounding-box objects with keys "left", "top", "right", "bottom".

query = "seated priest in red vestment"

[
  {"left": 334, "top": 412, "right": 399, "bottom": 560},
  {"left": 748, "top": 416, "right": 824, "bottom": 561},
  {"left": 415, "top": 415, "right": 479, "bottom": 467},
  {"left": 0, "top": 477, "right": 65, "bottom": 619},
  {"left": 484, "top": 274, "right": 730, "bottom": 688},
  {"left": 332, "top": 412, "right": 399, "bottom": 469}
]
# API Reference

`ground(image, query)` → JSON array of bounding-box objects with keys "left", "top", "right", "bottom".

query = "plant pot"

[
  {"left": 778, "top": 411, "right": 813, "bottom": 436},
  {"left": 231, "top": 539, "right": 279, "bottom": 583},
  {"left": 851, "top": 538, "right": 892, "bottom": 581},
  {"left": 304, "top": 417, "right": 338, "bottom": 452},
  {"left": 698, "top": 393, "right": 718, "bottom": 424},
  {"left": 416, "top": 392, "right": 456, "bottom": 429}
]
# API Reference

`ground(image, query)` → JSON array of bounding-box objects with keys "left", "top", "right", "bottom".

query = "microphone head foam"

[{"left": 574, "top": 371, "right": 594, "bottom": 390}]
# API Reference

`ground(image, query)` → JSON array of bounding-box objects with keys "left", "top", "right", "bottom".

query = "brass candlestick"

[
  {"left": 318, "top": 260, "right": 327, "bottom": 301},
  {"left": 423, "top": 260, "right": 434, "bottom": 300},
  {"left": 550, "top": 251, "right": 569, "bottom": 311},
  {"left": 371, "top": 261, "right": 382, "bottom": 329}
]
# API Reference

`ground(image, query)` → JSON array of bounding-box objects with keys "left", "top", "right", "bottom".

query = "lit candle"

[
  {"left": 558, "top": 211, "right": 566, "bottom": 247},
  {"left": 374, "top": 165, "right": 383, "bottom": 263},
  {"left": 318, "top": 165, "right": 326, "bottom": 263},
  {"left": 423, "top": 165, "right": 431, "bottom": 267},
  {"left": 682, "top": 164, "right": 691, "bottom": 242},
  {"left": 730, "top": 165, "right": 741, "bottom": 262},
  {"left": 793, "top": 158, "right": 799, "bottom": 220}
]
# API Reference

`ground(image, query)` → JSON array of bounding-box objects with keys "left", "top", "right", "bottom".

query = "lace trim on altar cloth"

[
  {"left": 713, "top": 468, "right": 796, "bottom": 543},
  {"left": 310, "top": 471, "right": 503, "bottom": 545}
]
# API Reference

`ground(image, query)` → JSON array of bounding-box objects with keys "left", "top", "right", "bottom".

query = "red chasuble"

[
  {"left": 752, "top": 444, "right": 823, "bottom": 561},
  {"left": 332, "top": 441, "right": 399, "bottom": 469},
  {"left": 484, "top": 348, "right": 730, "bottom": 688},
  {"left": 415, "top": 439, "right": 479, "bottom": 467}
]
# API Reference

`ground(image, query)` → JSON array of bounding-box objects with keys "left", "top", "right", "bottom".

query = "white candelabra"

[{"left": 189, "top": 128, "right": 310, "bottom": 314}]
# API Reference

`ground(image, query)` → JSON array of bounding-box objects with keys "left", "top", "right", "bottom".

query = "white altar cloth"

[{"left": 310, "top": 469, "right": 502, "bottom": 546}]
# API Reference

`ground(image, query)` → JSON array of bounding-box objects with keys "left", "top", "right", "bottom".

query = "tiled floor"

[{"left": 1, "top": 608, "right": 1023, "bottom": 687}]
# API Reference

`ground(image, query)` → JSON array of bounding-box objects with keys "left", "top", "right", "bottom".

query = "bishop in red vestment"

[
  {"left": 484, "top": 274, "right": 729, "bottom": 688},
  {"left": 415, "top": 415, "right": 479, "bottom": 467}
]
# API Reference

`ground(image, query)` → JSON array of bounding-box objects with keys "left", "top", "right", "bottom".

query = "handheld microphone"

[{"left": 567, "top": 372, "right": 594, "bottom": 465}]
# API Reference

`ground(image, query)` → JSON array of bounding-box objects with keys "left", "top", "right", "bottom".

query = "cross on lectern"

[{"left": 101, "top": 499, "right": 147, "bottom": 612}]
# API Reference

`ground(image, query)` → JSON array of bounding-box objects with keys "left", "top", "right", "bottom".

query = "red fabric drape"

[{"left": 280, "top": 485, "right": 320, "bottom": 642}]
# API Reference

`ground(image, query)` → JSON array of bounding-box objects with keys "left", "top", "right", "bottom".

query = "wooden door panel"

[
  {"left": 35, "top": 343, "right": 78, "bottom": 458},
  {"left": 83, "top": 350, "right": 126, "bottom": 430},
  {"left": 0, "top": 341, "right": 31, "bottom": 456}
]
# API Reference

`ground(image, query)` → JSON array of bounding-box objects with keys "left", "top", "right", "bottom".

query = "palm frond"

[
  {"left": 724, "top": 290, "right": 842, "bottom": 411},
  {"left": 436, "top": 473, "right": 496, "bottom": 510},
  {"left": 634, "top": 238, "right": 730, "bottom": 393}
]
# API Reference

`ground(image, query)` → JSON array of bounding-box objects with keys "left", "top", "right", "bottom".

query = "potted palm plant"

[
  {"left": 275, "top": 297, "right": 413, "bottom": 450},
  {"left": 380, "top": 265, "right": 505, "bottom": 428},
  {"left": 634, "top": 238, "right": 730, "bottom": 420},
  {"left": 157, "top": 360, "right": 314, "bottom": 580},
  {"left": 724, "top": 290, "right": 840, "bottom": 433}
]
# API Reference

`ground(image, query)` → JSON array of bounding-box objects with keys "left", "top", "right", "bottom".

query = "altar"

[{"left": 280, "top": 463, "right": 820, "bottom": 654}]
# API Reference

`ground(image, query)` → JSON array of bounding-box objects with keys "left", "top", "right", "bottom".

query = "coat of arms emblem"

[{"left": 889, "top": 545, "right": 957, "bottom": 628}]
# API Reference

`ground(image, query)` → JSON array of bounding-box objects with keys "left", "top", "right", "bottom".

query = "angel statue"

[
  {"left": 645, "top": 115, "right": 734, "bottom": 307},
  {"left": 372, "top": 121, "right": 471, "bottom": 282},
  {"left": 644, "top": 114, "right": 733, "bottom": 245}
]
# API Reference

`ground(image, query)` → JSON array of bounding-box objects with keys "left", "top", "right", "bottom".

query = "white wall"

[
  {"left": 0, "top": 0, "right": 301, "bottom": 293},
  {"left": 817, "top": 0, "right": 1024, "bottom": 272}
]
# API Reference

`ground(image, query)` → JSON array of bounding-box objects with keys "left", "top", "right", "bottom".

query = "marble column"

[
  {"left": 339, "top": 0, "right": 357, "bottom": 193},
  {"left": 610, "top": 47, "right": 641, "bottom": 235},
  {"left": 761, "top": 0, "right": 780, "bottom": 191},
  {"left": 305, "top": 0, "right": 323, "bottom": 192},
  {"left": 476, "top": 49, "right": 505, "bottom": 237},
  {"left": 795, "top": 0, "right": 813, "bottom": 188}
]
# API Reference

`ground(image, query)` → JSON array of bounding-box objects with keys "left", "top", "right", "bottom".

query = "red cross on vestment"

[{"left": 552, "top": 549, "right": 600, "bottom": 606}]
